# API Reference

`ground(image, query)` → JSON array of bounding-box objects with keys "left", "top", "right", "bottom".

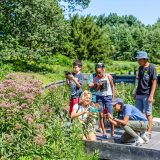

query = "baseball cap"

[
  {"left": 111, "top": 98, "right": 123, "bottom": 105},
  {"left": 135, "top": 51, "right": 148, "bottom": 59}
]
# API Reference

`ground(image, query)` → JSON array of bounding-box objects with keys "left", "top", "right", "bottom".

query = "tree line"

[{"left": 0, "top": 0, "right": 160, "bottom": 65}]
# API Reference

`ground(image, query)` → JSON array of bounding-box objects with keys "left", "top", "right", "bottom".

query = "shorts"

[
  {"left": 96, "top": 95, "right": 112, "bottom": 114},
  {"left": 69, "top": 97, "right": 79, "bottom": 115},
  {"left": 135, "top": 95, "right": 152, "bottom": 115}
]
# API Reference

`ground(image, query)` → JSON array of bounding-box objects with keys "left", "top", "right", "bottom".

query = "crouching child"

[{"left": 106, "top": 98, "right": 149, "bottom": 146}]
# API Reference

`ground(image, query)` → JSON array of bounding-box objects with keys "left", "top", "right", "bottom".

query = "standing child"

[
  {"left": 93, "top": 63, "right": 115, "bottom": 138},
  {"left": 65, "top": 60, "right": 84, "bottom": 115},
  {"left": 134, "top": 51, "right": 157, "bottom": 138}
]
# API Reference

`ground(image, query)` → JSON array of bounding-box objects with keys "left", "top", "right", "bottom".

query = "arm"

[
  {"left": 67, "top": 74, "right": 82, "bottom": 89},
  {"left": 109, "top": 75, "right": 115, "bottom": 99},
  {"left": 71, "top": 104, "right": 89, "bottom": 119},
  {"left": 65, "top": 78, "right": 70, "bottom": 85},
  {"left": 114, "top": 116, "right": 129, "bottom": 126},
  {"left": 106, "top": 113, "right": 129, "bottom": 126},
  {"left": 94, "top": 82, "right": 102, "bottom": 91},
  {"left": 148, "top": 79, "right": 156, "bottom": 103}
]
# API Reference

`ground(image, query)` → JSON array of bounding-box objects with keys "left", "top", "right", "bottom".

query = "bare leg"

[
  {"left": 146, "top": 114, "right": 152, "bottom": 133},
  {"left": 99, "top": 112, "right": 106, "bottom": 135}
]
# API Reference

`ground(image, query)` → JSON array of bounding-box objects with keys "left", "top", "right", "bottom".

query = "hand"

[
  {"left": 67, "top": 74, "right": 74, "bottom": 80},
  {"left": 106, "top": 113, "right": 113, "bottom": 119},
  {"left": 148, "top": 96, "right": 153, "bottom": 104},
  {"left": 83, "top": 108, "right": 90, "bottom": 114}
]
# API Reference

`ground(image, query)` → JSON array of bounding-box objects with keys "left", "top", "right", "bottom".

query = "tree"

[
  {"left": 59, "top": 0, "right": 90, "bottom": 11},
  {"left": 66, "top": 14, "right": 112, "bottom": 62},
  {"left": 0, "top": 0, "right": 69, "bottom": 62}
]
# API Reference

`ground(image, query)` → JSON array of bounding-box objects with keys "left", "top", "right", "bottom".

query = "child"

[
  {"left": 93, "top": 63, "right": 115, "bottom": 138},
  {"left": 134, "top": 51, "right": 157, "bottom": 138},
  {"left": 106, "top": 98, "right": 149, "bottom": 145},
  {"left": 65, "top": 60, "right": 84, "bottom": 115}
]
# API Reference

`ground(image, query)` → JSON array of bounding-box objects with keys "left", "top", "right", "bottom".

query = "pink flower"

[
  {"left": 23, "top": 114, "right": 34, "bottom": 125},
  {"left": 0, "top": 102, "right": 10, "bottom": 108},
  {"left": 21, "top": 103, "right": 29, "bottom": 109},
  {"left": 15, "top": 123, "right": 22, "bottom": 130},
  {"left": 34, "top": 134, "right": 46, "bottom": 146},
  {"left": 37, "top": 124, "right": 44, "bottom": 133}
]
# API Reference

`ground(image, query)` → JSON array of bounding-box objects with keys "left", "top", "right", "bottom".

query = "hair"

[
  {"left": 95, "top": 63, "right": 105, "bottom": 70},
  {"left": 117, "top": 102, "right": 124, "bottom": 108},
  {"left": 73, "top": 60, "right": 82, "bottom": 68},
  {"left": 79, "top": 90, "right": 92, "bottom": 105}
]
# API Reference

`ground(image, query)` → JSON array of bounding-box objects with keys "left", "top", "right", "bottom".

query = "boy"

[
  {"left": 106, "top": 98, "right": 149, "bottom": 146},
  {"left": 93, "top": 63, "right": 115, "bottom": 138},
  {"left": 134, "top": 51, "right": 157, "bottom": 138},
  {"left": 65, "top": 60, "right": 84, "bottom": 115}
]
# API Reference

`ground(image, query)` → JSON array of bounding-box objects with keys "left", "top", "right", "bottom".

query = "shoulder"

[
  {"left": 105, "top": 73, "right": 113, "bottom": 80},
  {"left": 73, "top": 103, "right": 79, "bottom": 110},
  {"left": 93, "top": 75, "right": 99, "bottom": 81},
  {"left": 77, "top": 73, "right": 84, "bottom": 78},
  {"left": 149, "top": 63, "right": 156, "bottom": 70}
]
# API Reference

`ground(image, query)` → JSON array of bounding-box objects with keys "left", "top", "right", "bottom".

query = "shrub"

[{"left": 0, "top": 73, "right": 97, "bottom": 160}]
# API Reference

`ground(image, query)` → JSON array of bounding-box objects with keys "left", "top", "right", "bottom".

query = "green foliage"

[
  {"left": 0, "top": 0, "right": 69, "bottom": 62},
  {"left": 66, "top": 14, "right": 112, "bottom": 63},
  {"left": 60, "top": 0, "right": 91, "bottom": 11},
  {"left": 0, "top": 73, "right": 97, "bottom": 160}
]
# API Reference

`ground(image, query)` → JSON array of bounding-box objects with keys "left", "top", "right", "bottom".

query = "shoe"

[
  {"left": 145, "top": 132, "right": 151, "bottom": 139},
  {"left": 136, "top": 137, "right": 144, "bottom": 146},
  {"left": 140, "top": 132, "right": 150, "bottom": 144},
  {"left": 107, "top": 136, "right": 115, "bottom": 143},
  {"left": 102, "top": 134, "right": 108, "bottom": 139}
]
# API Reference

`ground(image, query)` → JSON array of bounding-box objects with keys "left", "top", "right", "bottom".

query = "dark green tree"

[{"left": 66, "top": 14, "right": 112, "bottom": 62}]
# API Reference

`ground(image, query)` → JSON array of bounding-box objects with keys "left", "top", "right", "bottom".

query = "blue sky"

[{"left": 76, "top": 0, "right": 160, "bottom": 25}]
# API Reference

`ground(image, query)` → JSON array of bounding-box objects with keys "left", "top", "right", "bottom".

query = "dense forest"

[{"left": 0, "top": 0, "right": 160, "bottom": 65}]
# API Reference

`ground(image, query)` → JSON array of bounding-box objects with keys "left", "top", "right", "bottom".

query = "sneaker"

[
  {"left": 107, "top": 136, "right": 115, "bottom": 143},
  {"left": 102, "top": 134, "right": 108, "bottom": 139},
  {"left": 140, "top": 132, "right": 150, "bottom": 144},
  {"left": 136, "top": 137, "right": 144, "bottom": 146},
  {"left": 145, "top": 132, "right": 151, "bottom": 139}
]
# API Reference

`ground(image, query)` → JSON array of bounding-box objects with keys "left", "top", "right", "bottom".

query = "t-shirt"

[
  {"left": 93, "top": 74, "right": 112, "bottom": 96},
  {"left": 88, "top": 73, "right": 97, "bottom": 102},
  {"left": 117, "top": 104, "right": 148, "bottom": 122},
  {"left": 136, "top": 63, "right": 156, "bottom": 95},
  {"left": 69, "top": 72, "right": 84, "bottom": 98}
]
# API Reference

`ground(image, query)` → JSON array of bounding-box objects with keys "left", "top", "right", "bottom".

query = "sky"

[{"left": 76, "top": 0, "right": 160, "bottom": 25}]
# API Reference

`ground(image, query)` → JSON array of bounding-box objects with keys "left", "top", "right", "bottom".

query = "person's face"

[
  {"left": 113, "top": 104, "right": 121, "bottom": 112},
  {"left": 83, "top": 94, "right": 91, "bottom": 106},
  {"left": 137, "top": 58, "right": 147, "bottom": 66},
  {"left": 96, "top": 68, "right": 104, "bottom": 77},
  {"left": 73, "top": 65, "right": 81, "bottom": 73}
]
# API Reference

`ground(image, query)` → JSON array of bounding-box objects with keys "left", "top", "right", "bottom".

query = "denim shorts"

[
  {"left": 135, "top": 95, "right": 152, "bottom": 115},
  {"left": 96, "top": 95, "right": 112, "bottom": 114}
]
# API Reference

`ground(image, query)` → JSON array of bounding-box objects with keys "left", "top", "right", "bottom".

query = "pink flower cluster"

[{"left": 0, "top": 73, "right": 43, "bottom": 110}]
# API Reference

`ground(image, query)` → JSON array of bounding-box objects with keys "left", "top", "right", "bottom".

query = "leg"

[
  {"left": 69, "top": 98, "right": 73, "bottom": 115},
  {"left": 69, "top": 98, "right": 79, "bottom": 115},
  {"left": 97, "top": 95, "right": 106, "bottom": 135},
  {"left": 135, "top": 95, "right": 144, "bottom": 113},
  {"left": 143, "top": 95, "right": 152, "bottom": 133},
  {"left": 122, "top": 121, "right": 146, "bottom": 139},
  {"left": 121, "top": 132, "right": 135, "bottom": 143},
  {"left": 104, "top": 96, "right": 115, "bottom": 136}
]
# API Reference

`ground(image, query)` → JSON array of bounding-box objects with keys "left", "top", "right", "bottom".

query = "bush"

[{"left": 0, "top": 73, "right": 97, "bottom": 160}]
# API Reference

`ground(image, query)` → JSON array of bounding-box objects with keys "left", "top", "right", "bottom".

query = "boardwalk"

[{"left": 85, "top": 126, "right": 160, "bottom": 160}]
